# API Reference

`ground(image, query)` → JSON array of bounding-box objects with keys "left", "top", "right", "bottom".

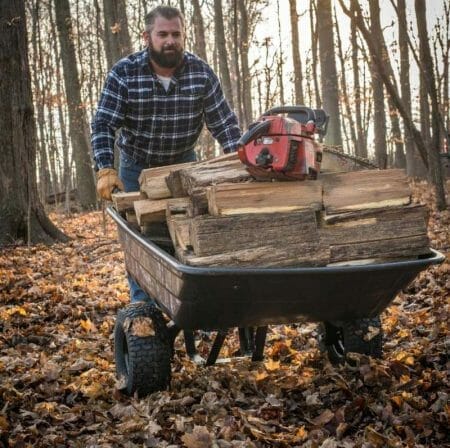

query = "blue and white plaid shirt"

[{"left": 91, "top": 49, "right": 241, "bottom": 169}]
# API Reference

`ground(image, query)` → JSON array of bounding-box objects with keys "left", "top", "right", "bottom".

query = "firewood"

[
  {"left": 112, "top": 191, "right": 145, "bottom": 212},
  {"left": 180, "top": 241, "right": 330, "bottom": 267},
  {"left": 190, "top": 209, "right": 319, "bottom": 256},
  {"left": 166, "top": 198, "right": 192, "bottom": 253},
  {"left": 321, "top": 205, "right": 429, "bottom": 262},
  {"left": 137, "top": 161, "right": 197, "bottom": 200},
  {"left": 206, "top": 181, "right": 323, "bottom": 216},
  {"left": 322, "top": 169, "right": 411, "bottom": 214},
  {"left": 134, "top": 198, "right": 169, "bottom": 225}
]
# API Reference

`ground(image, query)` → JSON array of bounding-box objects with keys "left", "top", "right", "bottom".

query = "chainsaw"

[{"left": 237, "top": 106, "right": 329, "bottom": 180}]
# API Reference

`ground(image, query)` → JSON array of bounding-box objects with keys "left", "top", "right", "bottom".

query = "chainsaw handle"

[
  {"left": 238, "top": 120, "right": 271, "bottom": 146},
  {"left": 262, "top": 106, "right": 316, "bottom": 123}
]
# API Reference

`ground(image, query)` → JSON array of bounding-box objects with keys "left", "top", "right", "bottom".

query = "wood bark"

[
  {"left": 237, "top": 0, "right": 253, "bottom": 127},
  {"left": 334, "top": 7, "right": 357, "bottom": 155},
  {"left": 396, "top": 0, "right": 422, "bottom": 176},
  {"left": 192, "top": 0, "right": 208, "bottom": 62},
  {"left": 415, "top": 0, "right": 447, "bottom": 210},
  {"left": 351, "top": 2, "right": 367, "bottom": 158},
  {"left": 213, "top": 0, "right": 234, "bottom": 108},
  {"left": 55, "top": 0, "right": 97, "bottom": 209},
  {"left": 317, "top": 0, "right": 342, "bottom": 147},
  {"left": 289, "top": 0, "right": 304, "bottom": 105},
  {"left": 310, "top": 1, "right": 321, "bottom": 107},
  {"left": 0, "top": 0, "right": 68, "bottom": 245},
  {"left": 102, "top": 0, "right": 132, "bottom": 70},
  {"left": 368, "top": 0, "right": 387, "bottom": 169}
]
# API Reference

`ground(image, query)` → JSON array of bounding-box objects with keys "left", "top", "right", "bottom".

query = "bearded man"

[{"left": 91, "top": 5, "right": 241, "bottom": 303}]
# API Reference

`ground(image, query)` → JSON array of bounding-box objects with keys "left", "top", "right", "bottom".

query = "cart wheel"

[
  {"left": 114, "top": 302, "right": 172, "bottom": 397},
  {"left": 320, "top": 317, "right": 383, "bottom": 364}
]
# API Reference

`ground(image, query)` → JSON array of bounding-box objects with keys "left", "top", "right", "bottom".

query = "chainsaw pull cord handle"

[{"left": 237, "top": 120, "right": 272, "bottom": 147}]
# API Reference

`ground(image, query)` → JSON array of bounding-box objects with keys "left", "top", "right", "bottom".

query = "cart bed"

[{"left": 108, "top": 207, "right": 445, "bottom": 330}]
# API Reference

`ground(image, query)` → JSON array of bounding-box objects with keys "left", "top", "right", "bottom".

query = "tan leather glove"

[{"left": 96, "top": 168, "right": 124, "bottom": 201}]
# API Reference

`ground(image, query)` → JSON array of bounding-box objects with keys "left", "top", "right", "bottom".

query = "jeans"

[{"left": 119, "top": 150, "right": 197, "bottom": 303}]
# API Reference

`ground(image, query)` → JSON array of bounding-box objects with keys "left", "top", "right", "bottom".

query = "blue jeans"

[{"left": 119, "top": 150, "right": 197, "bottom": 303}]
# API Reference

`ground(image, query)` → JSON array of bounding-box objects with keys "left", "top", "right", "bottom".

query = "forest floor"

[{"left": 0, "top": 181, "right": 449, "bottom": 448}]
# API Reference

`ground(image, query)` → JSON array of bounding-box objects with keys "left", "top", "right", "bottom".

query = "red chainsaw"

[{"left": 237, "top": 106, "right": 329, "bottom": 180}]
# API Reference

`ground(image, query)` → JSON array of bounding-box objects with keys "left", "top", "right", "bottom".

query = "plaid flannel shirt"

[{"left": 91, "top": 49, "right": 241, "bottom": 169}]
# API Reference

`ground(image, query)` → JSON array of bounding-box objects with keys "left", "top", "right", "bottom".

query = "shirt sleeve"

[
  {"left": 203, "top": 68, "right": 242, "bottom": 153},
  {"left": 91, "top": 67, "right": 128, "bottom": 169}
]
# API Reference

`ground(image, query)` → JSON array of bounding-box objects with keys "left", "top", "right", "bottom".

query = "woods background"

[{"left": 1, "top": 0, "right": 449, "bottom": 244}]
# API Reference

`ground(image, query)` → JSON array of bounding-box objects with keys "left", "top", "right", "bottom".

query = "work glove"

[{"left": 96, "top": 168, "right": 124, "bottom": 201}]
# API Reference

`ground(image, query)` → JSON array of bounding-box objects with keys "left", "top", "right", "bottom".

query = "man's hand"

[{"left": 96, "top": 168, "right": 124, "bottom": 201}]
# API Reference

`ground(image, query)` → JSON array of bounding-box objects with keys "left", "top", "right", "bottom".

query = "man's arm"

[
  {"left": 91, "top": 68, "right": 128, "bottom": 169},
  {"left": 203, "top": 69, "right": 241, "bottom": 153}
]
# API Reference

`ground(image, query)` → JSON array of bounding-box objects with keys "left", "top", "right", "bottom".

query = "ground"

[{"left": 0, "top": 182, "right": 448, "bottom": 448}]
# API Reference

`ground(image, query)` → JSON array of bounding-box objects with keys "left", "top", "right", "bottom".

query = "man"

[{"left": 92, "top": 5, "right": 241, "bottom": 303}]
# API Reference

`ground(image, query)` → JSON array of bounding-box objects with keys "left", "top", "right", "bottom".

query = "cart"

[{"left": 108, "top": 207, "right": 445, "bottom": 397}]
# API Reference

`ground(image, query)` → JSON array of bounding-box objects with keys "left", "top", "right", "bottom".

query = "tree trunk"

[
  {"left": 102, "top": 0, "right": 132, "bottom": 70},
  {"left": 213, "top": 0, "right": 234, "bottom": 108},
  {"left": 237, "top": 0, "right": 253, "bottom": 127},
  {"left": 55, "top": 0, "right": 97, "bottom": 209},
  {"left": 368, "top": 0, "right": 387, "bottom": 168},
  {"left": 0, "top": 0, "right": 68, "bottom": 245},
  {"left": 192, "top": 0, "right": 208, "bottom": 62},
  {"left": 276, "top": 0, "right": 285, "bottom": 105},
  {"left": 232, "top": 0, "right": 244, "bottom": 124},
  {"left": 317, "top": 0, "right": 342, "bottom": 147},
  {"left": 289, "top": 0, "right": 304, "bottom": 105},
  {"left": 351, "top": 3, "right": 367, "bottom": 158},
  {"left": 310, "top": 1, "right": 321, "bottom": 107},
  {"left": 334, "top": 7, "right": 357, "bottom": 155},
  {"left": 415, "top": 0, "right": 446, "bottom": 210},
  {"left": 397, "top": 0, "right": 422, "bottom": 176}
]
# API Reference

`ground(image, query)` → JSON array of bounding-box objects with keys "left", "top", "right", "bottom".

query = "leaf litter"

[{"left": 0, "top": 182, "right": 448, "bottom": 447}]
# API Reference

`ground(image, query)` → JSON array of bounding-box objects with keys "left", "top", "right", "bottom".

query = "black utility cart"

[{"left": 108, "top": 207, "right": 445, "bottom": 397}]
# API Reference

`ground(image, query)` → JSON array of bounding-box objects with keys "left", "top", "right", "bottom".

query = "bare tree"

[
  {"left": 192, "top": 0, "right": 208, "bottom": 62},
  {"left": 415, "top": 0, "right": 446, "bottom": 209},
  {"left": 0, "top": 0, "right": 67, "bottom": 245},
  {"left": 289, "top": 0, "right": 304, "bottom": 105},
  {"left": 55, "top": 0, "right": 97, "bottom": 209},
  {"left": 368, "top": 0, "right": 387, "bottom": 168},
  {"left": 237, "top": 0, "right": 253, "bottom": 127},
  {"left": 339, "top": 0, "right": 447, "bottom": 210},
  {"left": 102, "top": 0, "right": 133, "bottom": 70},
  {"left": 213, "top": 0, "right": 234, "bottom": 108},
  {"left": 317, "top": 0, "right": 342, "bottom": 147},
  {"left": 395, "top": 0, "right": 424, "bottom": 176},
  {"left": 350, "top": 2, "right": 367, "bottom": 158},
  {"left": 310, "top": 1, "right": 321, "bottom": 107}
]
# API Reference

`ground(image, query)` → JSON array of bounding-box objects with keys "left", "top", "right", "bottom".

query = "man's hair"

[{"left": 145, "top": 5, "right": 185, "bottom": 32}]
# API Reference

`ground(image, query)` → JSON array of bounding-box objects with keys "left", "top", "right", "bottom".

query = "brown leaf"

[
  {"left": 181, "top": 425, "right": 213, "bottom": 448},
  {"left": 124, "top": 316, "right": 155, "bottom": 337},
  {"left": 311, "top": 409, "right": 335, "bottom": 426}
]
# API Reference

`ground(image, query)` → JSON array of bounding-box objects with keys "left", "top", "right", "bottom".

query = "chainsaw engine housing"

[{"left": 238, "top": 106, "right": 328, "bottom": 180}]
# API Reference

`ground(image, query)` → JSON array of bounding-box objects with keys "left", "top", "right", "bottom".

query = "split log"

[
  {"left": 322, "top": 169, "right": 411, "bottom": 214},
  {"left": 181, "top": 241, "right": 330, "bottom": 267},
  {"left": 138, "top": 161, "right": 197, "bottom": 199},
  {"left": 190, "top": 209, "right": 319, "bottom": 256},
  {"left": 320, "top": 204, "right": 429, "bottom": 262},
  {"left": 206, "top": 181, "right": 323, "bottom": 216},
  {"left": 166, "top": 198, "right": 192, "bottom": 254},
  {"left": 134, "top": 198, "right": 169, "bottom": 225},
  {"left": 112, "top": 191, "right": 145, "bottom": 212}
]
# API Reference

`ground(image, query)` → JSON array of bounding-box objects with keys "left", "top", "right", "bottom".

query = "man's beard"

[{"left": 149, "top": 43, "right": 184, "bottom": 69}]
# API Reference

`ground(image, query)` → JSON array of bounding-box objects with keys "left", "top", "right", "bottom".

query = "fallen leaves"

[{"left": 0, "top": 182, "right": 448, "bottom": 447}]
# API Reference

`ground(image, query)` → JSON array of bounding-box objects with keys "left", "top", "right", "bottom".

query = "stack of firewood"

[{"left": 112, "top": 152, "right": 430, "bottom": 267}]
